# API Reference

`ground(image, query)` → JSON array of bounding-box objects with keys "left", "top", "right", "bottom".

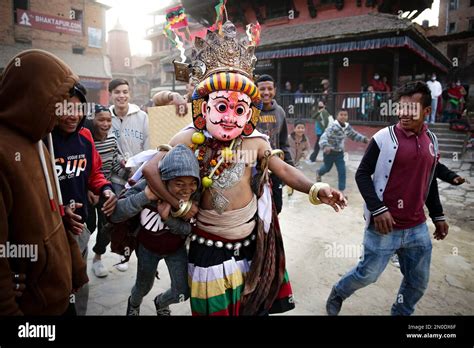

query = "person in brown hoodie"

[{"left": 0, "top": 49, "right": 89, "bottom": 315}]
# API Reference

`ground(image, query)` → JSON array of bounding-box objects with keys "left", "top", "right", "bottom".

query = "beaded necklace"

[{"left": 189, "top": 131, "right": 241, "bottom": 189}]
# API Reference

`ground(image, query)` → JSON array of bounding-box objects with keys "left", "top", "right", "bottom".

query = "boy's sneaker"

[
  {"left": 126, "top": 297, "right": 140, "bottom": 316},
  {"left": 390, "top": 254, "right": 400, "bottom": 268},
  {"left": 154, "top": 296, "right": 171, "bottom": 316},
  {"left": 326, "top": 286, "right": 344, "bottom": 316},
  {"left": 156, "top": 306, "right": 171, "bottom": 316},
  {"left": 92, "top": 259, "right": 108, "bottom": 278},
  {"left": 115, "top": 258, "right": 129, "bottom": 272}
]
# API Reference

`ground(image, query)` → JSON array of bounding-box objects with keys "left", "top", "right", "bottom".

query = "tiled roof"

[{"left": 259, "top": 13, "right": 417, "bottom": 48}]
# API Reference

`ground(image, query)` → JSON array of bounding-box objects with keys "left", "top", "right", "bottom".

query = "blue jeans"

[
  {"left": 130, "top": 243, "right": 190, "bottom": 309},
  {"left": 318, "top": 151, "right": 346, "bottom": 191},
  {"left": 334, "top": 222, "right": 432, "bottom": 315},
  {"left": 429, "top": 98, "right": 437, "bottom": 123},
  {"left": 74, "top": 225, "right": 91, "bottom": 315}
]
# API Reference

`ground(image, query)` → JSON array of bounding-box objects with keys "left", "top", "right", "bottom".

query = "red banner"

[{"left": 17, "top": 9, "right": 82, "bottom": 36}]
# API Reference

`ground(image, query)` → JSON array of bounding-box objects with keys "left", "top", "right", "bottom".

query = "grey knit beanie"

[{"left": 160, "top": 144, "right": 200, "bottom": 183}]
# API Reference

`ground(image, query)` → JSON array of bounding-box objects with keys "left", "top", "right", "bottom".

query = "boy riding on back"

[{"left": 111, "top": 144, "right": 200, "bottom": 316}]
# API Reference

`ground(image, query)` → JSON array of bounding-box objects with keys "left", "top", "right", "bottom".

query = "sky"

[
  {"left": 98, "top": 0, "right": 172, "bottom": 56},
  {"left": 412, "top": 0, "right": 440, "bottom": 26},
  {"left": 98, "top": 0, "right": 440, "bottom": 57}
]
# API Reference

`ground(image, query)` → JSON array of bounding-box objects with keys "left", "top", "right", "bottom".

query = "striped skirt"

[{"left": 188, "top": 227, "right": 295, "bottom": 316}]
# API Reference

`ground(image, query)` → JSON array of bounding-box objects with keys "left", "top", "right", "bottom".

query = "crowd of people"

[{"left": 0, "top": 20, "right": 467, "bottom": 317}]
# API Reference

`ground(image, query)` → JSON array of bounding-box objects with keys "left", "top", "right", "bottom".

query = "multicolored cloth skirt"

[{"left": 188, "top": 226, "right": 295, "bottom": 316}]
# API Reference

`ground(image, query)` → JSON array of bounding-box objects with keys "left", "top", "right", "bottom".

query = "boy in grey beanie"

[{"left": 111, "top": 144, "right": 200, "bottom": 315}]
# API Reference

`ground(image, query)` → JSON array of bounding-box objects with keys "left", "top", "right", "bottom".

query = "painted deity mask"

[{"left": 203, "top": 90, "right": 252, "bottom": 141}]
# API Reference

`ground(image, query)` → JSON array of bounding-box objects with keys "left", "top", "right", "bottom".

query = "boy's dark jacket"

[
  {"left": 51, "top": 112, "right": 112, "bottom": 223},
  {"left": 0, "top": 49, "right": 88, "bottom": 315}
]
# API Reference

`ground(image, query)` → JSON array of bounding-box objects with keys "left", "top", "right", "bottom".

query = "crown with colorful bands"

[
  {"left": 193, "top": 72, "right": 261, "bottom": 105},
  {"left": 184, "top": 20, "right": 262, "bottom": 136},
  {"left": 191, "top": 71, "right": 262, "bottom": 136}
]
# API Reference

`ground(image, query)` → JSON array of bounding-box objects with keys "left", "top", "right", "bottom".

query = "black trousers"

[
  {"left": 310, "top": 135, "right": 320, "bottom": 162},
  {"left": 86, "top": 201, "right": 111, "bottom": 255}
]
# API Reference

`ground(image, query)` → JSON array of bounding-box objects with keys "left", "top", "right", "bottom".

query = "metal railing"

[{"left": 277, "top": 92, "right": 396, "bottom": 125}]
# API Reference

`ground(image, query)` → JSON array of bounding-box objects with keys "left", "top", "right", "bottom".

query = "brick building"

[
  {"left": 0, "top": 0, "right": 112, "bottom": 104},
  {"left": 427, "top": 0, "right": 474, "bottom": 99},
  {"left": 181, "top": 0, "right": 450, "bottom": 95}
]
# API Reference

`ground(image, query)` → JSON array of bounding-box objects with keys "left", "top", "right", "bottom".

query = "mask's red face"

[{"left": 203, "top": 91, "right": 252, "bottom": 141}]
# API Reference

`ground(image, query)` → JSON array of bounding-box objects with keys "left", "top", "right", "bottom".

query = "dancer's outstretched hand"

[{"left": 318, "top": 187, "right": 347, "bottom": 212}]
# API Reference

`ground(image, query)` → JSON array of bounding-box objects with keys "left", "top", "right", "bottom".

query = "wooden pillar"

[
  {"left": 361, "top": 62, "right": 367, "bottom": 89},
  {"left": 277, "top": 59, "right": 282, "bottom": 94},
  {"left": 329, "top": 56, "right": 336, "bottom": 114},
  {"left": 393, "top": 49, "right": 400, "bottom": 89}
]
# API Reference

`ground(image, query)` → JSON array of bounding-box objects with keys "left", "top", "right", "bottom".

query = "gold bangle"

[
  {"left": 171, "top": 200, "right": 188, "bottom": 218},
  {"left": 181, "top": 200, "right": 193, "bottom": 217},
  {"left": 270, "top": 149, "right": 284, "bottom": 160},
  {"left": 309, "top": 183, "right": 330, "bottom": 205},
  {"left": 171, "top": 200, "right": 192, "bottom": 218},
  {"left": 157, "top": 144, "right": 173, "bottom": 152}
]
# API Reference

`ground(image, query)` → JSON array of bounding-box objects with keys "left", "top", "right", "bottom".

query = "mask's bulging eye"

[
  {"left": 216, "top": 102, "right": 227, "bottom": 113},
  {"left": 236, "top": 105, "right": 245, "bottom": 115}
]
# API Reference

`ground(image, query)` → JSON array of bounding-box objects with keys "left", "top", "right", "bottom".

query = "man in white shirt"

[
  {"left": 108, "top": 78, "right": 150, "bottom": 271},
  {"left": 109, "top": 79, "right": 149, "bottom": 195},
  {"left": 426, "top": 73, "right": 442, "bottom": 124}
]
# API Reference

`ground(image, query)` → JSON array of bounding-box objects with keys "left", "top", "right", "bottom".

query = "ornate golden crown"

[
  {"left": 190, "top": 21, "right": 257, "bottom": 82},
  {"left": 174, "top": 20, "right": 262, "bottom": 136},
  {"left": 174, "top": 21, "right": 257, "bottom": 84}
]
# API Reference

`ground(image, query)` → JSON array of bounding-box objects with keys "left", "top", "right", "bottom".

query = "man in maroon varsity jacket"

[{"left": 326, "top": 81, "right": 449, "bottom": 316}]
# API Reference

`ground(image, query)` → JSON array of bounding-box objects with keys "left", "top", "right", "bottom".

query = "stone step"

[
  {"left": 428, "top": 123, "right": 450, "bottom": 130},
  {"left": 461, "top": 151, "right": 474, "bottom": 162},
  {"left": 438, "top": 141, "right": 466, "bottom": 148},
  {"left": 436, "top": 133, "right": 466, "bottom": 139},
  {"left": 439, "top": 144, "right": 464, "bottom": 152},
  {"left": 436, "top": 138, "right": 466, "bottom": 145},
  {"left": 432, "top": 132, "right": 467, "bottom": 139},
  {"left": 439, "top": 150, "right": 462, "bottom": 159}
]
